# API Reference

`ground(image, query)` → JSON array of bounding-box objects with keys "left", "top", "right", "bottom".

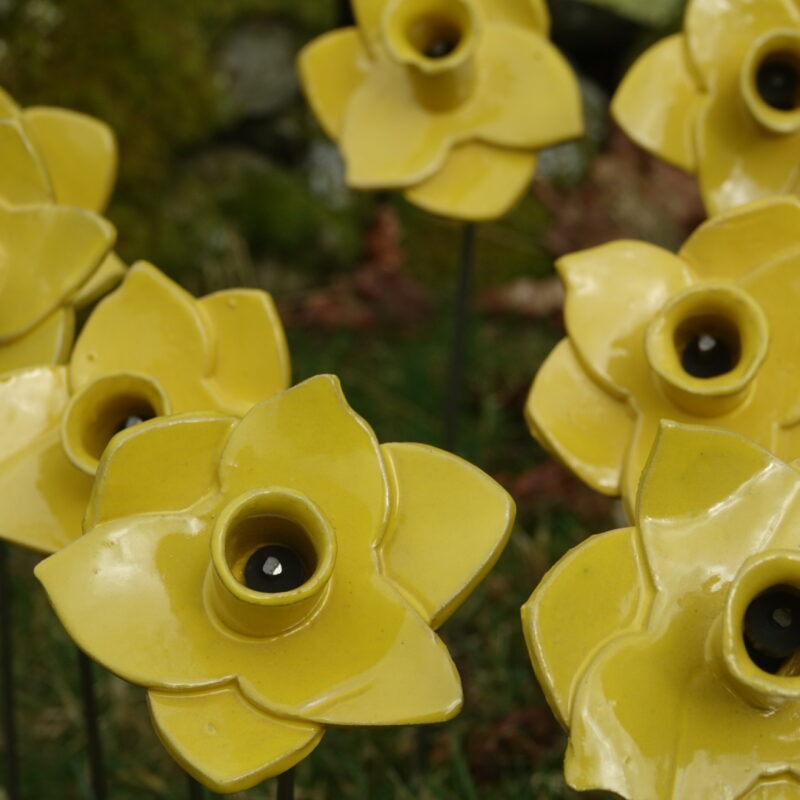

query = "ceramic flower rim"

[
  {"left": 524, "top": 422, "right": 800, "bottom": 798},
  {"left": 36, "top": 375, "right": 515, "bottom": 791}
]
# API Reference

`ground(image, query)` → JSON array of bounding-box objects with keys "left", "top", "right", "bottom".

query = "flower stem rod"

[
  {"left": 277, "top": 767, "right": 295, "bottom": 800},
  {"left": 0, "top": 542, "right": 19, "bottom": 800},
  {"left": 186, "top": 775, "right": 206, "bottom": 799},
  {"left": 77, "top": 649, "right": 107, "bottom": 800},
  {"left": 444, "top": 222, "right": 477, "bottom": 454}
]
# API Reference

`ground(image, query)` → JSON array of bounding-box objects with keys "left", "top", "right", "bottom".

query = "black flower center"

[
  {"left": 113, "top": 409, "right": 155, "bottom": 436},
  {"left": 757, "top": 56, "right": 800, "bottom": 111},
  {"left": 680, "top": 332, "right": 736, "bottom": 378},
  {"left": 243, "top": 544, "right": 309, "bottom": 594},
  {"left": 744, "top": 586, "right": 800, "bottom": 674},
  {"left": 408, "top": 17, "right": 462, "bottom": 59}
]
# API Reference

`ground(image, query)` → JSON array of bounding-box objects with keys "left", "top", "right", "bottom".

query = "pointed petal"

[
  {"left": 197, "top": 288, "right": 290, "bottom": 416},
  {"left": 679, "top": 196, "right": 800, "bottom": 280},
  {"left": 220, "top": 375, "right": 387, "bottom": 557},
  {"left": 637, "top": 422, "right": 787, "bottom": 523},
  {"left": 379, "top": 442, "right": 514, "bottom": 627},
  {"left": 86, "top": 414, "right": 237, "bottom": 529},
  {"left": 404, "top": 141, "right": 536, "bottom": 221},
  {"left": 70, "top": 252, "right": 127, "bottom": 309},
  {"left": 22, "top": 106, "right": 117, "bottom": 212},
  {"left": 297, "top": 29, "right": 370, "bottom": 140},
  {"left": 611, "top": 35, "right": 703, "bottom": 172},
  {"left": 0, "top": 118, "right": 53, "bottom": 204},
  {"left": 476, "top": 0, "right": 549, "bottom": 33},
  {"left": 523, "top": 526, "right": 650, "bottom": 726},
  {"left": 149, "top": 687, "right": 322, "bottom": 793},
  {"left": 558, "top": 241, "right": 692, "bottom": 393},
  {"left": 0, "top": 204, "right": 115, "bottom": 341},
  {"left": 695, "top": 80, "right": 800, "bottom": 215},
  {"left": 685, "top": 0, "right": 799, "bottom": 90},
  {"left": 526, "top": 340, "right": 634, "bottom": 496},
  {"left": 35, "top": 513, "right": 222, "bottom": 686},
  {"left": 351, "top": 0, "right": 387, "bottom": 49},
  {"left": 294, "top": 581, "right": 462, "bottom": 726},
  {"left": 69, "top": 263, "right": 215, "bottom": 411},
  {"left": 0, "top": 309, "right": 74, "bottom": 373}
]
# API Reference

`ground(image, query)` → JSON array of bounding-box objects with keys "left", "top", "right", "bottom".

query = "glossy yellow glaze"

[
  {"left": 0, "top": 262, "right": 290, "bottom": 554},
  {"left": 526, "top": 195, "right": 800, "bottom": 514},
  {"left": 524, "top": 422, "right": 800, "bottom": 799},
  {"left": 298, "top": 0, "right": 582, "bottom": 220},
  {"left": 0, "top": 87, "right": 125, "bottom": 332},
  {"left": 36, "top": 375, "right": 515, "bottom": 792},
  {"left": 612, "top": 0, "right": 800, "bottom": 215}
]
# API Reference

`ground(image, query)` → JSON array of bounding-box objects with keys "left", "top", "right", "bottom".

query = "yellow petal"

[
  {"left": 0, "top": 309, "right": 74, "bottom": 373},
  {"left": 22, "top": 106, "right": 117, "bottom": 212},
  {"left": 149, "top": 687, "right": 322, "bottom": 793},
  {"left": 197, "top": 289, "right": 290, "bottom": 416},
  {"left": 611, "top": 35, "right": 703, "bottom": 173},
  {"left": 0, "top": 87, "right": 20, "bottom": 117},
  {"left": 0, "top": 204, "right": 115, "bottom": 341},
  {"left": 0, "top": 118, "right": 53, "bottom": 205},
  {"left": 525, "top": 340, "right": 634, "bottom": 496},
  {"left": 69, "top": 263, "right": 215, "bottom": 411},
  {"left": 297, "top": 29, "right": 370, "bottom": 140},
  {"left": 685, "top": 0, "right": 799, "bottom": 90},
  {"left": 558, "top": 240, "right": 692, "bottom": 394},
  {"left": 404, "top": 141, "right": 536, "bottom": 221},
  {"left": 0, "top": 368, "right": 90, "bottom": 552},
  {"left": 86, "top": 414, "right": 237, "bottom": 529},
  {"left": 741, "top": 777, "right": 800, "bottom": 799},
  {"left": 522, "top": 526, "right": 650, "bottom": 727},
  {"left": 379, "top": 441, "right": 514, "bottom": 627},
  {"left": 219, "top": 375, "right": 387, "bottom": 558},
  {"left": 679, "top": 196, "right": 800, "bottom": 280},
  {"left": 476, "top": 0, "right": 549, "bottom": 33},
  {"left": 695, "top": 78, "right": 800, "bottom": 215},
  {"left": 70, "top": 252, "right": 127, "bottom": 309}
]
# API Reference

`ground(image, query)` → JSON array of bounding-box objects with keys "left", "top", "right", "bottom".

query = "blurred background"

[{"left": 0, "top": 0, "right": 701, "bottom": 796}]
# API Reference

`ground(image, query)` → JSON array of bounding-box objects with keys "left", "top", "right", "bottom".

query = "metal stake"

[
  {"left": 277, "top": 767, "right": 295, "bottom": 800},
  {"left": 0, "top": 543, "right": 19, "bottom": 799},
  {"left": 77, "top": 649, "right": 107, "bottom": 800}
]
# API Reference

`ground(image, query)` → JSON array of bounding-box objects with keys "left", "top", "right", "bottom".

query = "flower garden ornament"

[
  {"left": 524, "top": 422, "right": 800, "bottom": 799},
  {"left": 525, "top": 194, "right": 800, "bottom": 514},
  {"left": 0, "top": 201, "right": 115, "bottom": 374},
  {"left": 612, "top": 0, "right": 800, "bottom": 215},
  {"left": 35, "top": 374, "right": 515, "bottom": 792},
  {"left": 0, "top": 261, "right": 289, "bottom": 554},
  {"left": 0, "top": 86, "right": 125, "bottom": 306},
  {"left": 298, "top": 0, "right": 583, "bottom": 221}
]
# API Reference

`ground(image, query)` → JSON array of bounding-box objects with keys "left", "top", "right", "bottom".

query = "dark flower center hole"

[
  {"left": 744, "top": 585, "right": 800, "bottom": 674},
  {"left": 113, "top": 408, "right": 155, "bottom": 435},
  {"left": 675, "top": 314, "right": 741, "bottom": 379},
  {"left": 408, "top": 17, "right": 462, "bottom": 59},
  {"left": 757, "top": 55, "right": 800, "bottom": 112},
  {"left": 244, "top": 544, "right": 309, "bottom": 594}
]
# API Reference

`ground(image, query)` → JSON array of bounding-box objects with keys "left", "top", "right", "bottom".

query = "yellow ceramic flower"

[
  {"left": 35, "top": 374, "right": 514, "bottom": 792},
  {"left": 298, "top": 0, "right": 583, "bottom": 220},
  {"left": 526, "top": 195, "right": 800, "bottom": 513},
  {"left": 524, "top": 422, "right": 800, "bottom": 799},
  {"left": 0, "top": 86, "right": 125, "bottom": 307},
  {"left": 612, "top": 0, "right": 800, "bottom": 215},
  {"left": 0, "top": 201, "right": 115, "bottom": 374},
  {"left": 0, "top": 262, "right": 290, "bottom": 554}
]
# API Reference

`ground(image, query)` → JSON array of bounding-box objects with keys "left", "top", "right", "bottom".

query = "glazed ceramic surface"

[
  {"left": 612, "top": 0, "right": 800, "bottom": 215},
  {"left": 0, "top": 262, "right": 290, "bottom": 553},
  {"left": 526, "top": 195, "right": 800, "bottom": 513},
  {"left": 36, "top": 374, "right": 515, "bottom": 791},
  {"left": 0, "top": 86, "right": 125, "bottom": 310},
  {"left": 298, "top": 0, "right": 583, "bottom": 220},
  {"left": 524, "top": 422, "right": 800, "bottom": 799}
]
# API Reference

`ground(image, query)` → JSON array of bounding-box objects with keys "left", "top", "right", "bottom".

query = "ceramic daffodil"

[
  {"left": 612, "top": 0, "right": 800, "bottom": 215},
  {"left": 298, "top": 0, "right": 583, "bottom": 220},
  {"left": 526, "top": 195, "right": 800, "bottom": 513},
  {"left": 0, "top": 201, "right": 115, "bottom": 374},
  {"left": 524, "top": 422, "right": 800, "bottom": 799},
  {"left": 0, "top": 262, "right": 289, "bottom": 554},
  {"left": 0, "top": 86, "right": 125, "bottom": 307},
  {"left": 36, "top": 374, "right": 514, "bottom": 792}
]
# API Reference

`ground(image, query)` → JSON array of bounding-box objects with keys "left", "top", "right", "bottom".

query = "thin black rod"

[
  {"left": 187, "top": 775, "right": 206, "bottom": 800},
  {"left": 77, "top": 649, "right": 107, "bottom": 800},
  {"left": 277, "top": 768, "right": 295, "bottom": 800},
  {"left": 336, "top": 0, "right": 354, "bottom": 26},
  {"left": 0, "top": 543, "right": 19, "bottom": 799},
  {"left": 444, "top": 222, "right": 477, "bottom": 454}
]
